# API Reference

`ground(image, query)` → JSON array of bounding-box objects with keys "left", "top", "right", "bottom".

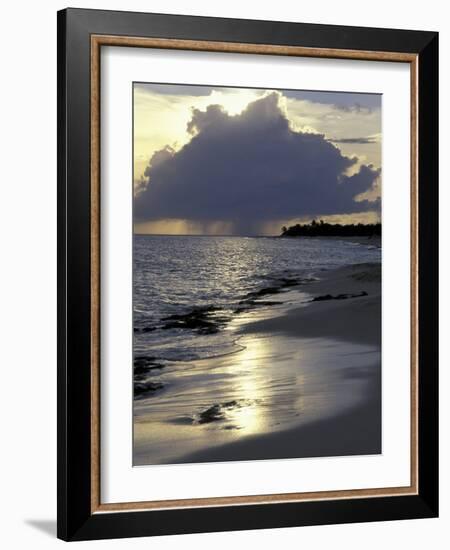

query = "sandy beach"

[{"left": 134, "top": 261, "right": 381, "bottom": 466}]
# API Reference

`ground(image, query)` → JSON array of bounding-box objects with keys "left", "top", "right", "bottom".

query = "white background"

[
  {"left": 0, "top": 1, "right": 447, "bottom": 548},
  {"left": 102, "top": 47, "right": 411, "bottom": 503}
]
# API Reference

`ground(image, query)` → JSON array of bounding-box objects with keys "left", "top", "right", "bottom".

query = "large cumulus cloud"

[{"left": 135, "top": 93, "right": 380, "bottom": 234}]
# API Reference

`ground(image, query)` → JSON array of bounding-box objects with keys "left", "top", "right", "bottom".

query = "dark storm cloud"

[
  {"left": 330, "top": 137, "right": 378, "bottom": 144},
  {"left": 135, "top": 93, "right": 380, "bottom": 233},
  {"left": 134, "top": 82, "right": 218, "bottom": 96}
]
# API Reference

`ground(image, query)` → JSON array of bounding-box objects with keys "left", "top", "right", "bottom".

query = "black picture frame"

[{"left": 57, "top": 7, "right": 438, "bottom": 541}]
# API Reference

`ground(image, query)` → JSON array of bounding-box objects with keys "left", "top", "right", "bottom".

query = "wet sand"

[{"left": 179, "top": 374, "right": 380, "bottom": 463}]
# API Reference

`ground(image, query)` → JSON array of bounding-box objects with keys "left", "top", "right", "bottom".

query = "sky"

[{"left": 133, "top": 83, "right": 381, "bottom": 236}]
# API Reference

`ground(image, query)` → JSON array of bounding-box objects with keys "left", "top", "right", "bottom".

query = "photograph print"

[{"left": 132, "top": 83, "right": 382, "bottom": 466}]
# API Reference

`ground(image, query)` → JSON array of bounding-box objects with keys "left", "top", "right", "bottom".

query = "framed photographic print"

[{"left": 57, "top": 8, "right": 439, "bottom": 541}]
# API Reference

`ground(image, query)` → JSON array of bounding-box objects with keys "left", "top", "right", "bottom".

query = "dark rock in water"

[
  {"left": 251, "top": 286, "right": 282, "bottom": 298},
  {"left": 134, "top": 363, "right": 163, "bottom": 376},
  {"left": 134, "top": 356, "right": 165, "bottom": 377},
  {"left": 134, "top": 380, "right": 164, "bottom": 397},
  {"left": 312, "top": 294, "right": 334, "bottom": 302},
  {"left": 222, "top": 425, "right": 242, "bottom": 430},
  {"left": 312, "top": 291, "right": 368, "bottom": 302},
  {"left": 196, "top": 399, "right": 252, "bottom": 424},
  {"left": 161, "top": 305, "right": 228, "bottom": 334},
  {"left": 134, "top": 364, "right": 148, "bottom": 375},
  {"left": 257, "top": 300, "right": 283, "bottom": 306},
  {"left": 240, "top": 286, "right": 282, "bottom": 306},
  {"left": 198, "top": 404, "right": 225, "bottom": 424},
  {"left": 134, "top": 356, "right": 156, "bottom": 367},
  {"left": 134, "top": 356, "right": 164, "bottom": 368},
  {"left": 240, "top": 275, "right": 315, "bottom": 305},
  {"left": 196, "top": 325, "right": 220, "bottom": 334}
]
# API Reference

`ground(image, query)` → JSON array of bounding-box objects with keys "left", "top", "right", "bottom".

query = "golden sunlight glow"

[
  {"left": 206, "top": 88, "right": 263, "bottom": 116},
  {"left": 134, "top": 219, "right": 234, "bottom": 236},
  {"left": 133, "top": 86, "right": 264, "bottom": 187}
]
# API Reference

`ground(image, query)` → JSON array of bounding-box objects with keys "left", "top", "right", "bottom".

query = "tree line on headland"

[{"left": 280, "top": 219, "right": 382, "bottom": 237}]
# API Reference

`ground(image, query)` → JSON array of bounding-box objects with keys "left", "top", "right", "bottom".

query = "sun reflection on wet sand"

[
  {"left": 134, "top": 330, "right": 379, "bottom": 465},
  {"left": 226, "top": 337, "right": 267, "bottom": 434}
]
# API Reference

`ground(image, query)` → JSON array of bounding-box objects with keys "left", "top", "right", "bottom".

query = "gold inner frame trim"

[{"left": 90, "top": 34, "right": 419, "bottom": 514}]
